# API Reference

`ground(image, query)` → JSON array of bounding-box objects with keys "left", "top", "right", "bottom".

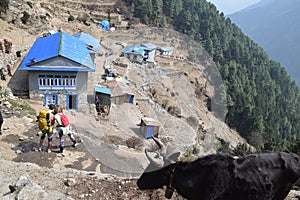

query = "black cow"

[{"left": 137, "top": 137, "right": 300, "bottom": 200}]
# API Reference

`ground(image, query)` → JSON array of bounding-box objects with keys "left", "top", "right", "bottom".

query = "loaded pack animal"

[{"left": 137, "top": 136, "right": 300, "bottom": 200}]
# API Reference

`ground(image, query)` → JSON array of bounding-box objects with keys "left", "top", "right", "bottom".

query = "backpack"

[
  {"left": 59, "top": 113, "right": 69, "bottom": 127},
  {"left": 38, "top": 110, "right": 53, "bottom": 132}
]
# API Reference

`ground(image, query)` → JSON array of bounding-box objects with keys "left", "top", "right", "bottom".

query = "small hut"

[
  {"left": 94, "top": 85, "right": 111, "bottom": 106},
  {"left": 123, "top": 46, "right": 145, "bottom": 64},
  {"left": 105, "top": 80, "right": 134, "bottom": 105},
  {"left": 159, "top": 46, "right": 174, "bottom": 56},
  {"left": 139, "top": 117, "right": 159, "bottom": 139}
]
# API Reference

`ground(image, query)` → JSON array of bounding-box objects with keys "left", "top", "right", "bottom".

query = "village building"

[
  {"left": 72, "top": 31, "right": 101, "bottom": 61},
  {"left": 17, "top": 31, "right": 96, "bottom": 111},
  {"left": 104, "top": 79, "right": 134, "bottom": 105},
  {"left": 139, "top": 117, "right": 160, "bottom": 139},
  {"left": 122, "top": 46, "right": 145, "bottom": 64},
  {"left": 158, "top": 46, "right": 174, "bottom": 56},
  {"left": 122, "top": 42, "right": 157, "bottom": 65},
  {"left": 94, "top": 85, "right": 111, "bottom": 107},
  {"left": 140, "top": 43, "right": 157, "bottom": 64}
]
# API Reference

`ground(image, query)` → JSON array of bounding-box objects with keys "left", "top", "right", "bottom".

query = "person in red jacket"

[{"left": 53, "top": 105, "right": 77, "bottom": 153}]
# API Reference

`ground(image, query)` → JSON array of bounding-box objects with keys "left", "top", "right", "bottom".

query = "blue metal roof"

[
  {"left": 141, "top": 43, "right": 157, "bottom": 51},
  {"left": 18, "top": 32, "right": 95, "bottom": 72},
  {"left": 73, "top": 31, "right": 100, "bottom": 53},
  {"left": 123, "top": 46, "right": 145, "bottom": 55},
  {"left": 94, "top": 86, "right": 111, "bottom": 95}
]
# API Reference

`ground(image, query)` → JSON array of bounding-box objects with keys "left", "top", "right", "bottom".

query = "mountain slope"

[
  {"left": 123, "top": 0, "right": 300, "bottom": 151},
  {"left": 228, "top": 0, "right": 300, "bottom": 86},
  {"left": 3, "top": 0, "right": 300, "bottom": 151}
]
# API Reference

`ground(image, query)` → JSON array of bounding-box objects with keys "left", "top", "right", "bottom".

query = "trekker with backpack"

[
  {"left": 0, "top": 100, "right": 4, "bottom": 135},
  {"left": 53, "top": 105, "right": 77, "bottom": 153},
  {"left": 37, "top": 105, "right": 55, "bottom": 153},
  {"left": 0, "top": 67, "right": 6, "bottom": 81}
]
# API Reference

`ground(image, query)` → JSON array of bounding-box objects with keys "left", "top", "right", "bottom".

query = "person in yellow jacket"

[{"left": 37, "top": 104, "right": 55, "bottom": 153}]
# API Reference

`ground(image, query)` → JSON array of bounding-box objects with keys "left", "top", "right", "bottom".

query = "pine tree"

[{"left": 0, "top": 0, "right": 9, "bottom": 14}]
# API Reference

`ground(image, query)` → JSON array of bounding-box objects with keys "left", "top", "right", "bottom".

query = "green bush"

[
  {"left": 26, "top": 1, "right": 33, "bottom": 8},
  {"left": 0, "top": 0, "right": 9, "bottom": 14},
  {"left": 232, "top": 143, "right": 252, "bottom": 156},
  {"left": 21, "top": 11, "right": 30, "bottom": 24},
  {"left": 125, "top": 136, "right": 143, "bottom": 149},
  {"left": 68, "top": 15, "right": 75, "bottom": 22}
]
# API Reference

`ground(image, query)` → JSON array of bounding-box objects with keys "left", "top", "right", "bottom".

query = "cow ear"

[{"left": 168, "top": 152, "right": 181, "bottom": 162}]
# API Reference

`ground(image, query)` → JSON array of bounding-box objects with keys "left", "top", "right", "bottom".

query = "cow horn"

[
  {"left": 145, "top": 149, "right": 157, "bottom": 164},
  {"left": 151, "top": 136, "right": 166, "bottom": 154}
]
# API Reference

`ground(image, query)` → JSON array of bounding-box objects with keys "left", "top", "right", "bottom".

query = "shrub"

[
  {"left": 178, "top": 146, "right": 197, "bottom": 162},
  {"left": 26, "top": 1, "right": 33, "bottom": 8},
  {"left": 232, "top": 143, "right": 252, "bottom": 156},
  {"left": 21, "top": 11, "right": 30, "bottom": 24},
  {"left": 68, "top": 15, "right": 75, "bottom": 22},
  {"left": 126, "top": 136, "right": 143, "bottom": 149},
  {"left": 77, "top": 12, "right": 89, "bottom": 24},
  {"left": 216, "top": 138, "right": 232, "bottom": 154},
  {"left": 0, "top": 0, "right": 9, "bottom": 14}
]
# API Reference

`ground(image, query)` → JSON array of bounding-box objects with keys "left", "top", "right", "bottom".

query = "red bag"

[{"left": 60, "top": 113, "right": 69, "bottom": 127}]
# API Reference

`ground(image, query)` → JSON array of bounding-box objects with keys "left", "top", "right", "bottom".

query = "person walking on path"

[
  {"left": 37, "top": 106, "right": 54, "bottom": 153},
  {"left": 0, "top": 100, "right": 4, "bottom": 135},
  {"left": 0, "top": 67, "right": 6, "bottom": 81},
  {"left": 53, "top": 105, "right": 77, "bottom": 153},
  {"left": 6, "top": 64, "right": 12, "bottom": 76},
  {"left": 95, "top": 95, "right": 101, "bottom": 115}
]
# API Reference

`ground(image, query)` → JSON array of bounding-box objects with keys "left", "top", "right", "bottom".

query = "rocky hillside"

[{"left": 0, "top": 0, "right": 299, "bottom": 199}]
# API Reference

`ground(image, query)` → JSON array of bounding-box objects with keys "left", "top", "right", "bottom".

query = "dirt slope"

[{"left": 0, "top": 1, "right": 298, "bottom": 199}]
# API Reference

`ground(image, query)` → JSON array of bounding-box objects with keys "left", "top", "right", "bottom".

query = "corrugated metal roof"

[
  {"left": 142, "top": 117, "right": 160, "bottom": 126},
  {"left": 94, "top": 86, "right": 111, "bottom": 95},
  {"left": 18, "top": 32, "right": 95, "bottom": 72},
  {"left": 141, "top": 43, "right": 157, "bottom": 51},
  {"left": 105, "top": 80, "right": 134, "bottom": 97},
  {"left": 73, "top": 31, "right": 100, "bottom": 53},
  {"left": 160, "top": 46, "right": 173, "bottom": 52},
  {"left": 123, "top": 46, "right": 145, "bottom": 55}
]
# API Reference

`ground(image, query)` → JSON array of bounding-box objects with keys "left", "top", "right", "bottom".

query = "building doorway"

[{"left": 66, "top": 94, "right": 78, "bottom": 110}]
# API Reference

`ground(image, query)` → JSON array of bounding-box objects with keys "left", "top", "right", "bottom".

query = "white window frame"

[
  {"left": 38, "top": 74, "right": 77, "bottom": 90},
  {"left": 44, "top": 94, "right": 58, "bottom": 105}
]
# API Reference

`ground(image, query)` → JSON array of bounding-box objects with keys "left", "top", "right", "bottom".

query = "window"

[
  {"left": 44, "top": 94, "right": 58, "bottom": 105},
  {"left": 38, "top": 74, "right": 77, "bottom": 90}
]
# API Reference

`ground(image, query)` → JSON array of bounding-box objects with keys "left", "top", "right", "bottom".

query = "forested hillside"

[
  {"left": 121, "top": 0, "right": 300, "bottom": 151},
  {"left": 228, "top": 0, "right": 300, "bottom": 87}
]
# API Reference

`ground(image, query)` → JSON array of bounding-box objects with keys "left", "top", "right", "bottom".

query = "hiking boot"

[
  {"left": 59, "top": 146, "right": 64, "bottom": 153},
  {"left": 38, "top": 147, "right": 42, "bottom": 152},
  {"left": 72, "top": 142, "right": 78, "bottom": 147},
  {"left": 47, "top": 149, "right": 51, "bottom": 153}
]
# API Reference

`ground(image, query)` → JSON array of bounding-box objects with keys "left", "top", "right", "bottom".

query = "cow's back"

[{"left": 222, "top": 152, "right": 300, "bottom": 200}]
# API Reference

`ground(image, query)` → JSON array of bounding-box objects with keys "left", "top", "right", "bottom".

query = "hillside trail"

[
  {"left": 0, "top": 15, "right": 298, "bottom": 200},
  {"left": 0, "top": 35, "right": 148, "bottom": 179},
  {"left": 0, "top": 26, "right": 244, "bottom": 179}
]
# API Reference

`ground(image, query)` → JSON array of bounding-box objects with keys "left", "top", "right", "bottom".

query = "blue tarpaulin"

[{"left": 99, "top": 20, "right": 110, "bottom": 31}]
